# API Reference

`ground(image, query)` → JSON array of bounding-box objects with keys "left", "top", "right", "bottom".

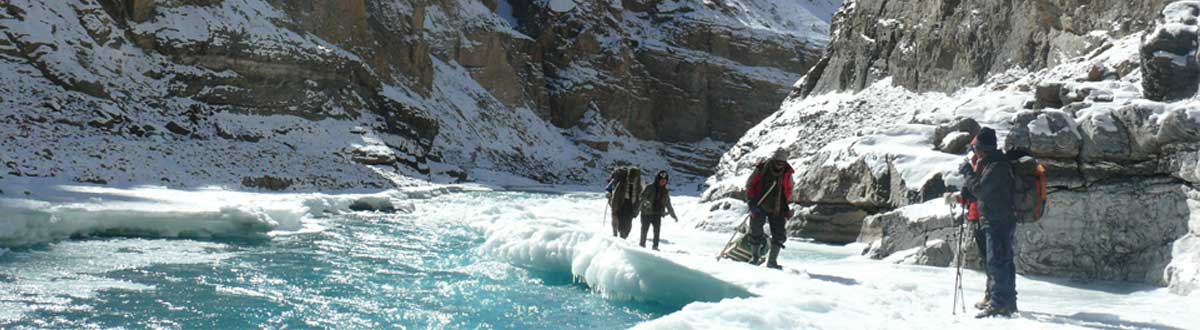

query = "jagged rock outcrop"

[
  {"left": 1141, "top": 1, "right": 1200, "bottom": 102},
  {"left": 0, "top": 0, "right": 834, "bottom": 188},
  {"left": 800, "top": 0, "right": 1168, "bottom": 96}
]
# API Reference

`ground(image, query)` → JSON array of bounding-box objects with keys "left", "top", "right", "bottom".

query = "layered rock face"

[
  {"left": 798, "top": 0, "right": 1168, "bottom": 96},
  {"left": 705, "top": 1, "right": 1200, "bottom": 293},
  {"left": 0, "top": 0, "right": 834, "bottom": 189}
]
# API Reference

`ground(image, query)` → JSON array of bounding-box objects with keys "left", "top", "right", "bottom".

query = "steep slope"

[
  {"left": 703, "top": 1, "right": 1200, "bottom": 294},
  {"left": 0, "top": 0, "right": 835, "bottom": 190}
]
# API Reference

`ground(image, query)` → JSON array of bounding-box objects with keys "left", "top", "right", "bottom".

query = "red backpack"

[{"left": 1009, "top": 154, "right": 1048, "bottom": 223}]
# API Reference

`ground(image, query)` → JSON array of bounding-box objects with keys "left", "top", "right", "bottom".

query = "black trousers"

[
  {"left": 640, "top": 215, "right": 662, "bottom": 249},
  {"left": 973, "top": 222, "right": 991, "bottom": 299},
  {"left": 612, "top": 201, "right": 635, "bottom": 238},
  {"left": 749, "top": 212, "right": 787, "bottom": 247}
]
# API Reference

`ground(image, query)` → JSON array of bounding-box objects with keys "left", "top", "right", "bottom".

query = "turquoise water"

[{"left": 0, "top": 192, "right": 672, "bottom": 329}]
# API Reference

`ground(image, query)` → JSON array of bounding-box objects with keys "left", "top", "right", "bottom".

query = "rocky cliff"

[
  {"left": 798, "top": 0, "right": 1168, "bottom": 95},
  {"left": 0, "top": 0, "right": 836, "bottom": 189},
  {"left": 702, "top": 1, "right": 1200, "bottom": 294}
]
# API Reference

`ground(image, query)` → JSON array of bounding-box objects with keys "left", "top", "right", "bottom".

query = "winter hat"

[
  {"left": 972, "top": 127, "right": 998, "bottom": 150},
  {"left": 770, "top": 148, "right": 789, "bottom": 162}
]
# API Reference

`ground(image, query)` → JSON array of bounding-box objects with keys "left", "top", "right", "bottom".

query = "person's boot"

[
  {"left": 974, "top": 304, "right": 1014, "bottom": 319},
  {"left": 765, "top": 242, "right": 782, "bottom": 270},
  {"left": 974, "top": 297, "right": 990, "bottom": 310},
  {"left": 749, "top": 242, "right": 764, "bottom": 265}
]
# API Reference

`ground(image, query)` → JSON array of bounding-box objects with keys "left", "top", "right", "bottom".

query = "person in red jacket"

[
  {"left": 744, "top": 148, "right": 795, "bottom": 269},
  {"left": 956, "top": 145, "right": 990, "bottom": 310}
]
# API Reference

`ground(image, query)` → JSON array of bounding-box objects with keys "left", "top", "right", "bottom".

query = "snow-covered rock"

[
  {"left": 1141, "top": 1, "right": 1200, "bottom": 101},
  {"left": 705, "top": 1, "right": 1200, "bottom": 293},
  {"left": 803, "top": 0, "right": 1169, "bottom": 95},
  {"left": 0, "top": 0, "right": 836, "bottom": 189}
]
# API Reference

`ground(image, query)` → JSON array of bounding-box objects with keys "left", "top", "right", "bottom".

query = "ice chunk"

[{"left": 482, "top": 226, "right": 754, "bottom": 308}]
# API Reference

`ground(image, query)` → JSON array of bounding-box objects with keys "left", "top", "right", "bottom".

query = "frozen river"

[{"left": 0, "top": 184, "right": 1195, "bottom": 329}]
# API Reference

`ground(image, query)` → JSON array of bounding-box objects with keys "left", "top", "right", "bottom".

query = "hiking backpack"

[
  {"left": 609, "top": 166, "right": 642, "bottom": 202},
  {"left": 1008, "top": 153, "right": 1049, "bottom": 223}
]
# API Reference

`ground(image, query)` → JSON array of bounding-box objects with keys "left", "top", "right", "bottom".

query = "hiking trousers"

[
  {"left": 985, "top": 219, "right": 1017, "bottom": 310},
  {"left": 973, "top": 222, "right": 991, "bottom": 296},
  {"left": 612, "top": 201, "right": 635, "bottom": 238},
  {"left": 748, "top": 212, "right": 787, "bottom": 248},
  {"left": 640, "top": 215, "right": 662, "bottom": 249}
]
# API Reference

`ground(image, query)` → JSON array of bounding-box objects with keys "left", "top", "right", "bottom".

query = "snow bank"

[
  {"left": 0, "top": 178, "right": 474, "bottom": 246},
  {"left": 481, "top": 226, "right": 754, "bottom": 308}
]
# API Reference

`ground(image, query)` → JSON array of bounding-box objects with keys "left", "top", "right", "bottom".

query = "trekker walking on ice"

[
  {"left": 606, "top": 167, "right": 642, "bottom": 239},
  {"left": 744, "top": 148, "right": 794, "bottom": 270},
  {"left": 955, "top": 144, "right": 991, "bottom": 310},
  {"left": 638, "top": 171, "right": 678, "bottom": 250},
  {"left": 960, "top": 127, "right": 1019, "bottom": 318}
]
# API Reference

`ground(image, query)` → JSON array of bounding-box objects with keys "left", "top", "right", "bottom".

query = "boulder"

[
  {"left": 1162, "top": 144, "right": 1200, "bottom": 184},
  {"left": 1005, "top": 110, "right": 1083, "bottom": 159},
  {"left": 858, "top": 200, "right": 963, "bottom": 267},
  {"left": 939, "top": 131, "right": 973, "bottom": 154},
  {"left": 1141, "top": 1, "right": 1200, "bottom": 101},
  {"left": 1157, "top": 103, "right": 1200, "bottom": 145},
  {"left": 931, "top": 117, "right": 980, "bottom": 151},
  {"left": 1087, "top": 63, "right": 1118, "bottom": 81},
  {"left": 1077, "top": 108, "right": 1132, "bottom": 162},
  {"left": 1036, "top": 82, "right": 1066, "bottom": 108},
  {"left": 793, "top": 155, "right": 891, "bottom": 209},
  {"left": 787, "top": 204, "right": 869, "bottom": 244}
]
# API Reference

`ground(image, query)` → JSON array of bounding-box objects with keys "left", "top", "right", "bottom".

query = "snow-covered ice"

[
  {"left": 466, "top": 188, "right": 1198, "bottom": 329},
  {"left": 0, "top": 180, "right": 1195, "bottom": 328}
]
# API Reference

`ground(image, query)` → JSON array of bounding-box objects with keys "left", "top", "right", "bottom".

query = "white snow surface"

[{"left": 468, "top": 188, "right": 1198, "bottom": 329}]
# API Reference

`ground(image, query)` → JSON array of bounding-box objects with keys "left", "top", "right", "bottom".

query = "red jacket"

[
  {"left": 961, "top": 153, "right": 981, "bottom": 222},
  {"left": 746, "top": 161, "right": 795, "bottom": 212}
]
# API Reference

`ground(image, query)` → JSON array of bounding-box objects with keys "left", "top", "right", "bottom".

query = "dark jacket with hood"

[{"left": 965, "top": 149, "right": 1014, "bottom": 224}]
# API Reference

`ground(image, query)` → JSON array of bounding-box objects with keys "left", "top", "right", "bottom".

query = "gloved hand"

[
  {"left": 957, "top": 159, "right": 974, "bottom": 177},
  {"left": 749, "top": 206, "right": 764, "bottom": 216},
  {"left": 943, "top": 192, "right": 959, "bottom": 206},
  {"left": 952, "top": 212, "right": 965, "bottom": 226}
]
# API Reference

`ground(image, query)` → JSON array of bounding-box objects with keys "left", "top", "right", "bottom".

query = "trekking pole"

[
  {"left": 602, "top": 179, "right": 614, "bottom": 233},
  {"left": 602, "top": 198, "right": 610, "bottom": 230},
  {"left": 951, "top": 204, "right": 967, "bottom": 315},
  {"left": 717, "top": 181, "right": 777, "bottom": 260}
]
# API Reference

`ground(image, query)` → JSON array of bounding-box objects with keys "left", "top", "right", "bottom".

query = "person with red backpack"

[
  {"left": 960, "top": 127, "right": 1018, "bottom": 318},
  {"left": 744, "top": 148, "right": 794, "bottom": 270}
]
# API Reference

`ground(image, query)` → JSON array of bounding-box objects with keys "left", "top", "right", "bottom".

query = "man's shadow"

[{"left": 1017, "top": 311, "right": 1185, "bottom": 330}]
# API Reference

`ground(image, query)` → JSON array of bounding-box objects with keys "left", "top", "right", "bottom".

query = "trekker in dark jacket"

[
  {"left": 961, "top": 127, "right": 1018, "bottom": 318},
  {"left": 744, "top": 148, "right": 794, "bottom": 270},
  {"left": 606, "top": 168, "right": 643, "bottom": 239},
  {"left": 638, "top": 171, "right": 678, "bottom": 250}
]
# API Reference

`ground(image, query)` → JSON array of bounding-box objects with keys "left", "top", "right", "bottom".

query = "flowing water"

[{"left": 0, "top": 191, "right": 688, "bottom": 329}]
